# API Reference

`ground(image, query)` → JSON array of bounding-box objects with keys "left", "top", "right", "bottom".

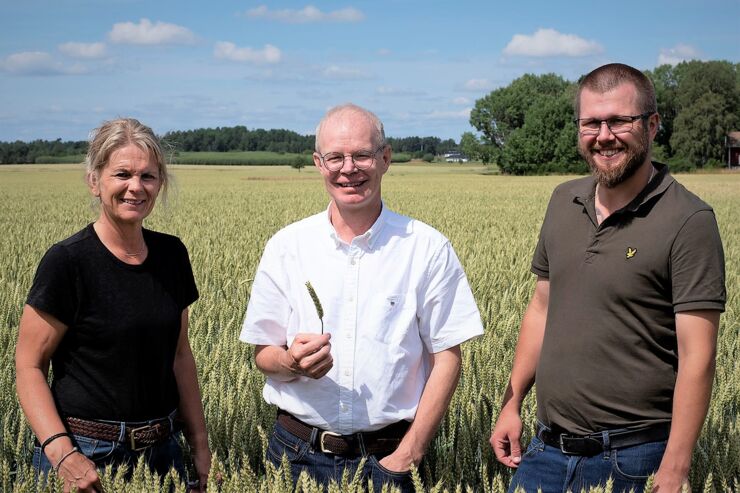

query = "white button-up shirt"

[{"left": 240, "top": 204, "right": 483, "bottom": 434}]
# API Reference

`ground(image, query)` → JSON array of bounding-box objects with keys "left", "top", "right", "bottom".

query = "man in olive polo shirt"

[{"left": 490, "top": 63, "right": 725, "bottom": 493}]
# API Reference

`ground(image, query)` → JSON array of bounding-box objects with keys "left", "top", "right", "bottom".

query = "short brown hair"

[
  {"left": 575, "top": 63, "right": 657, "bottom": 118},
  {"left": 85, "top": 118, "right": 170, "bottom": 200}
]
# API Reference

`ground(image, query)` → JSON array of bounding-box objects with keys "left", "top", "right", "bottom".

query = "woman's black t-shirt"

[{"left": 26, "top": 223, "right": 199, "bottom": 422}]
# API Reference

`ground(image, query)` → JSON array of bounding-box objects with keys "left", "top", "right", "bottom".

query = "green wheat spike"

[{"left": 305, "top": 281, "right": 324, "bottom": 334}]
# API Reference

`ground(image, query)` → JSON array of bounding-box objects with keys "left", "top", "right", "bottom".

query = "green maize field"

[{"left": 0, "top": 164, "right": 737, "bottom": 492}]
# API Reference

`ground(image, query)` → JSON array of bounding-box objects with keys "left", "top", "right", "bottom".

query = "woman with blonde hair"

[{"left": 16, "top": 118, "right": 210, "bottom": 492}]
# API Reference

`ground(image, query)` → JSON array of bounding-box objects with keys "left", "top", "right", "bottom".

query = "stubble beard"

[{"left": 579, "top": 128, "right": 650, "bottom": 189}]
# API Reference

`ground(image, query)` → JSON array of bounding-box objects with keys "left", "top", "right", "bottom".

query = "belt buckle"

[
  {"left": 558, "top": 433, "right": 574, "bottom": 455},
  {"left": 319, "top": 430, "right": 341, "bottom": 454},
  {"left": 129, "top": 425, "right": 151, "bottom": 451}
]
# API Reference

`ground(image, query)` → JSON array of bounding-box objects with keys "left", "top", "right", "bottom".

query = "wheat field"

[{"left": 0, "top": 164, "right": 737, "bottom": 492}]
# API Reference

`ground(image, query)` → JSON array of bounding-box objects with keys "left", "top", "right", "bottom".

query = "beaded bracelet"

[
  {"left": 40, "top": 432, "right": 71, "bottom": 455},
  {"left": 54, "top": 447, "right": 79, "bottom": 472}
]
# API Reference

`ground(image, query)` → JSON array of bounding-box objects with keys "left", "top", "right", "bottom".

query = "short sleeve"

[
  {"left": 26, "top": 244, "right": 77, "bottom": 326},
  {"left": 531, "top": 194, "right": 555, "bottom": 278},
  {"left": 176, "top": 239, "right": 199, "bottom": 309},
  {"left": 418, "top": 241, "right": 484, "bottom": 353},
  {"left": 240, "top": 235, "right": 292, "bottom": 346},
  {"left": 671, "top": 210, "right": 725, "bottom": 313}
]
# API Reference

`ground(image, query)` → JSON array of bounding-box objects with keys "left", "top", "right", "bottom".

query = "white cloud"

[
  {"left": 0, "top": 51, "right": 85, "bottom": 76},
  {"left": 452, "top": 97, "right": 470, "bottom": 105},
  {"left": 424, "top": 109, "right": 472, "bottom": 120},
  {"left": 58, "top": 42, "right": 107, "bottom": 59},
  {"left": 109, "top": 18, "right": 196, "bottom": 45},
  {"left": 214, "top": 42, "right": 282, "bottom": 64},
  {"left": 323, "top": 65, "right": 366, "bottom": 80},
  {"left": 245, "top": 5, "right": 364, "bottom": 23},
  {"left": 377, "top": 48, "right": 392, "bottom": 56},
  {"left": 463, "top": 79, "right": 493, "bottom": 91},
  {"left": 503, "top": 28, "right": 602, "bottom": 57},
  {"left": 658, "top": 44, "right": 701, "bottom": 66}
]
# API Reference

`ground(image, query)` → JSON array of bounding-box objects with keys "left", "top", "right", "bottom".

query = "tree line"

[
  {"left": 463, "top": 60, "right": 739, "bottom": 174},
  {"left": 0, "top": 126, "right": 459, "bottom": 164}
]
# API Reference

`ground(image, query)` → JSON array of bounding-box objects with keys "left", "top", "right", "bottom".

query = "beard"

[{"left": 579, "top": 128, "right": 650, "bottom": 189}]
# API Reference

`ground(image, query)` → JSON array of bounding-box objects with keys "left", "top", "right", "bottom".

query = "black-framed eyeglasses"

[
  {"left": 318, "top": 145, "right": 386, "bottom": 171},
  {"left": 574, "top": 112, "right": 654, "bottom": 136}
]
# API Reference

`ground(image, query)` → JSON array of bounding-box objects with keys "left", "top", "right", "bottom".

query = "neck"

[
  {"left": 93, "top": 217, "right": 147, "bottom": 262},
  {"left": 329, "top": 201, "right": 382, "bottom": 243},
  {"left": 596, "top": 160, "right": 655, "bottom": 218}
]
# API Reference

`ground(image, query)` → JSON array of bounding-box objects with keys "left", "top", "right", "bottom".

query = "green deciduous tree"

[
  {"left": 470, "top": 73, "right": 572, "bottom": 149},
  {"left": 671, "top": 92, "right": 739, "bottom": 167}
]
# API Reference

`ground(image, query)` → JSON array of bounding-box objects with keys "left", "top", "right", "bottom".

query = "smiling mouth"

[
  {"left": 121, "top": 198, "right": 145, "bottom": 205},
  {"left": 595, "top": 148, "right": 623, "bottom": 158},
  {"left": 337, "top": 180, "right": 366, "bottom": 188}
]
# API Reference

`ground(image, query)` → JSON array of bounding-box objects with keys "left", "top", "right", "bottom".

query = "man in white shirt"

[{"left": 240, "top": 103, "right": 483, "bottom": 491}]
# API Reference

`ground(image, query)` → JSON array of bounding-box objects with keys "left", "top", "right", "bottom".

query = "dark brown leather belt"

[
  {"left": 538, "top": 422, "right": 671, "bottom": 456},
  {"left": 64, "top": 415, "right": 176, "bottom": 451},
  {"left": 277, "top": 411, "right": 409, "bottom": 456}
]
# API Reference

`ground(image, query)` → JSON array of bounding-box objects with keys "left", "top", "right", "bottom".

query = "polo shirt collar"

[
  {"left": 572, "top": 161, "right": 674, "bottom": 213},
  {"left": 325, "top": 201, "right": 388, "bottom": 251}
]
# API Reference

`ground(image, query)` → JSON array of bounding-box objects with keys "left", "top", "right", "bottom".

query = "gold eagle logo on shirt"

[{"left": 626, "top": 247, "right": 637, "bottom": 259}]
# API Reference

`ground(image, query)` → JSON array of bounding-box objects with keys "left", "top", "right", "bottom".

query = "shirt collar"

[
  {"left": 325, "top": 201, "right": 388, "bottom": 251},
  {"left": 573, "top": 161, "right": 674, "bottom": 212}
]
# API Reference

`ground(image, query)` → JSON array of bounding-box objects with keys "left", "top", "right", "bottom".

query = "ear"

[
  {"left": 313, "top": 152, "right": 323, "bottom": 172},
  {"left": 379, "top": 145, "right": 391, "bottom": 174},
  {"left": 87, "top": 172, "right": 100, "bottom": 197},
  {"left": 647, "top": 113, "right": 660, "bottom": 141}
]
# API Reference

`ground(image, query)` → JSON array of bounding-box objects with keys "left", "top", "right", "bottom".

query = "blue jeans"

[
  {"left": 267, "top": 420, "right": 414, "bottom": 492},
  {"left": 508, "top": 427, "right": 667, "bottom": 493},
  {"left": 33, "top": 431, "right": 186, "bottom": 480}
]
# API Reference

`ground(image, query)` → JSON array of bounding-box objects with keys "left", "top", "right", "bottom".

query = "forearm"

[
  {"left": 254, "top": 345, "right": 299, "bottom": 382},
  {"left": 503, "top": 280, "right": 548, "bottom": 410},
  {"left": 16, "top": 366, "right": 75, "bottom": 462},
  {"left": 660, "top": 351, "right": 716, "bottom": 474},
  {"left": 394, "top": 347, "right": 462, "bottom": 465},
  {"left": 173, "top": 348, "right": 209, "bottom": 451}
]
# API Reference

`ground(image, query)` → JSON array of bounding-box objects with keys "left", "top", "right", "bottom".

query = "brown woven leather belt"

[
  {"left": 64, "top": 415, "right": 175, "bottom": 451},
  {"left": 277, "top": 411, "right": 409, "bottom": 456}
]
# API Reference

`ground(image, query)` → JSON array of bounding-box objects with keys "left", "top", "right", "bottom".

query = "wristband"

[
  {"left": 54, "top": 447, "right": 79, "bottom": 472},
  {"left": 40, "top": 432, "right": 71, "bottom": 455}
]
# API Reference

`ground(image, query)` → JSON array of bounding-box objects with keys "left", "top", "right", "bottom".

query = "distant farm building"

[
  {"left": 727, "top": 132, "right": 740, "bottom": 167},
  {"left": 444, "top": 152, "right": 469, "bottom": 163}
]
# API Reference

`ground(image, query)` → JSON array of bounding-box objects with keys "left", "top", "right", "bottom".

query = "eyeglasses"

[
  {"left": 318, "top": 145, "right": 386, "bottom": 171},
  {"left": 574, "top": 112, "right": 654, "bottom": 136}
]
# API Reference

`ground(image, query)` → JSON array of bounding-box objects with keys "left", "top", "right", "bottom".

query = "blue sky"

[{"left": 1, "top": 0, "right": 738, "bottom": 142}]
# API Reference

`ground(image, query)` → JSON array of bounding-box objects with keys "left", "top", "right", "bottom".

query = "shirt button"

[
  {"left": 339, "top": 402, "right": 347, "bottom": 411},
  {"left": 344, "top": 369, "right": 351, "bottom": 376},
  {"left": 350, "top": 258, "right": 356, "bottom": 265},
  {"left": 348, "top": 296, "right": 354, "bottom": 302}
]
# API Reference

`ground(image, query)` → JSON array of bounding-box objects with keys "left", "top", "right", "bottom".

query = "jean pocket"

[
  {"left": 266, "top": 425, "right": 309, "bottom": 465},
  {"left": 611, "top": 440, "right": 666, "bottom": 480},
  {"left": 367, "top": 454, "right": 412, "bottom": 479},
  {"left": 72, "top": 434, "right": 116, "bottom": 463},
  {"left": 522, "top": 435, "right": 545, "bottom": 458}
]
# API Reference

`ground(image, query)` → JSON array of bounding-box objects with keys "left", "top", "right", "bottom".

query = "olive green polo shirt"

[{"left": 532, "top": 162, "right": 725, "bottom": 434}]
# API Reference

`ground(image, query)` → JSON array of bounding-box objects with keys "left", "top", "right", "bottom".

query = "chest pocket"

[{"left": 371, "top": 293, "right": 418, "bottom": 344}]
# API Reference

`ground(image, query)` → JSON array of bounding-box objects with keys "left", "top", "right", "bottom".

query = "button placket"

[{"left": 337, "top": 245, "right": 360, "bottom": 431}]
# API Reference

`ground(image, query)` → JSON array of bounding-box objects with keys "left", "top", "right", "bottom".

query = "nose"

[
  {"left": 339, "top": 154, "right": 357, "bottom": 173},
  {"left": 127, "top": 175, "right": 144, "bottom": 191},
  {"left": 596, "top": 120, "right": 616, "bottom": 141}
]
